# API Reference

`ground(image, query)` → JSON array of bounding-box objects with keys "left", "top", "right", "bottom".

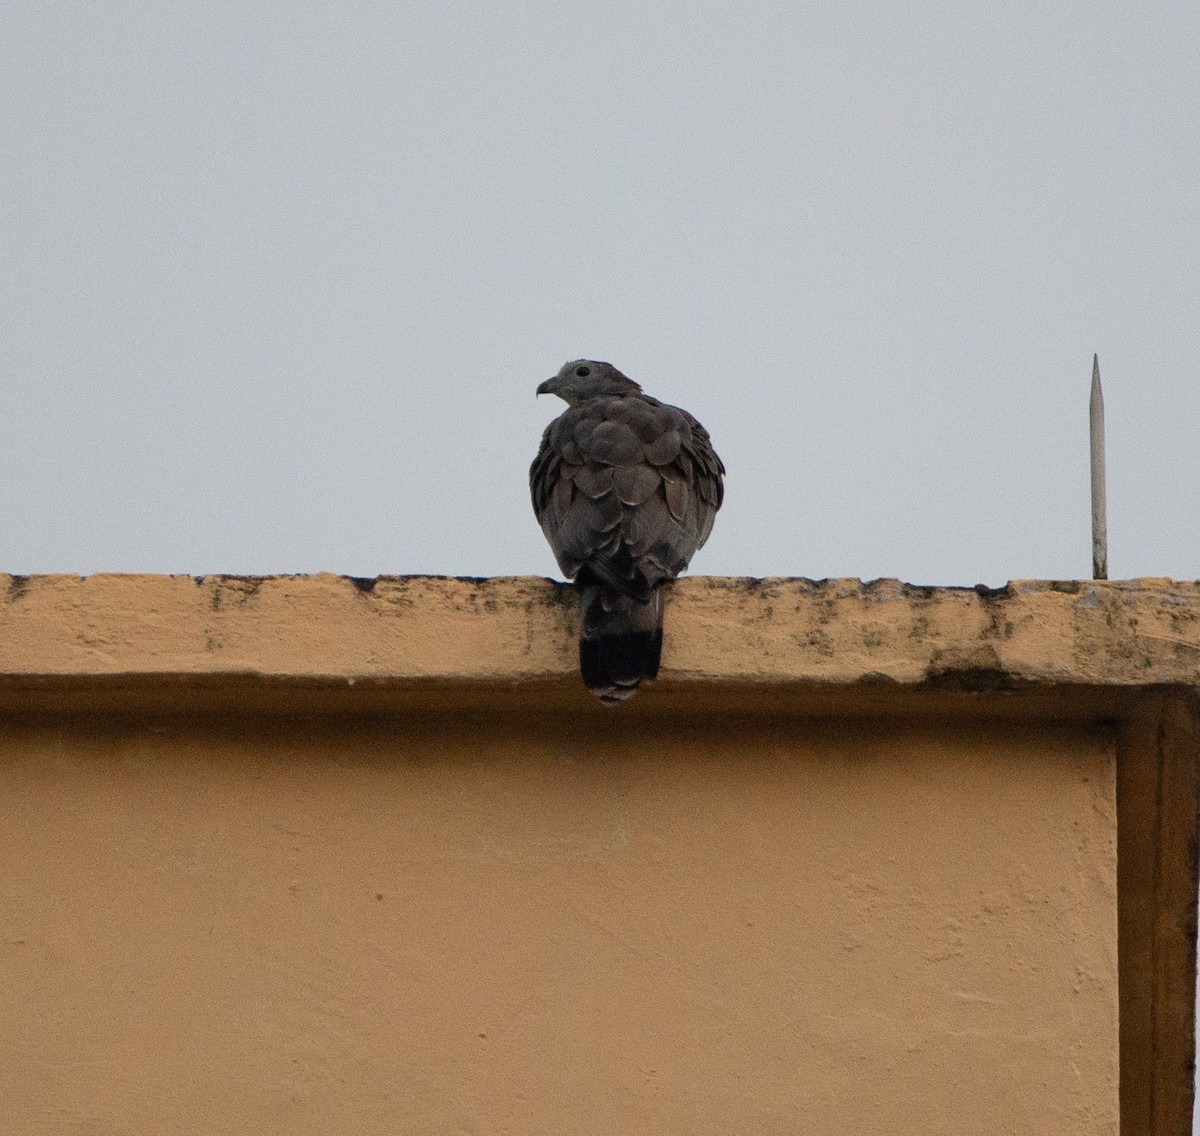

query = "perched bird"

[{"left": 530, "top": 359, "right": 724, "bottom": 702}]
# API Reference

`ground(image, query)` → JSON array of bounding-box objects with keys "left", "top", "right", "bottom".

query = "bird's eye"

[{"left": 575, "top": 366, "right": 591, "bottom": 377}]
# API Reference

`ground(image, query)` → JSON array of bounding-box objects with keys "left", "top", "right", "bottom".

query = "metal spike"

[{"left": 1090, "top": 354, "right": 1108, "bottom": 580}]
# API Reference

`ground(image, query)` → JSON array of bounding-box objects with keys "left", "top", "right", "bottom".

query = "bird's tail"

[{"left": 578, "top": 585, "right": 663, "bottom": 704}]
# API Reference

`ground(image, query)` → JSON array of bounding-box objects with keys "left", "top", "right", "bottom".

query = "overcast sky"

[{"left": 3, "top": 3, "right": 1197, "bottom": 585}]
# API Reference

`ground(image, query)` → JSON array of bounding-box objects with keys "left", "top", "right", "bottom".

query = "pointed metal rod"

[{"left": 1090, "top": 353, "right": 1108, "bottom": 580}]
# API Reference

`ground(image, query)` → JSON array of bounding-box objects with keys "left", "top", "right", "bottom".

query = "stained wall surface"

[{"left": 1, "top": 712, "right": 1117, "bottom": 1135}]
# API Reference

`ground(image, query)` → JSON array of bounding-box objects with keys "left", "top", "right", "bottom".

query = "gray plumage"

[{"left": 530, "top": 359, "right": 724, "bottom": 702}]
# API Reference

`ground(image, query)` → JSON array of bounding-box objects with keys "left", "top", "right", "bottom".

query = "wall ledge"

[{"left": 0, "top": 573, "right": 1198, "bottom": 714}]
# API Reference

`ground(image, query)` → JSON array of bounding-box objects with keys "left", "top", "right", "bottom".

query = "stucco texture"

[
  {"left": 0, "top": 574, "right": 1196, "bottom": 1134},
  {"left": 0, "top": 572, "right": 1198, "bottom": 691},
  {"left": 1, "top": 715, "right": 1115, "bottom": 1135}
]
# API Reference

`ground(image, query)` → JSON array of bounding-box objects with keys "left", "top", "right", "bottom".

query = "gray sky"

[{"left": 3, "top": 3, "right": 1198, "bottom": 585}]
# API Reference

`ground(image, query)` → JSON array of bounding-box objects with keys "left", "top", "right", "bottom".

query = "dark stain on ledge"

[
  {"left": 924, "top": 666, "right": 1028, "bottom": 693},
  {"left": 903, "top": 582, "right": 1014, "bottom": 601},
  {"left": 347, "top": 577, "right": 378, "bottom": 595},
  {"left": 209, "top": 576, "right": 266, "bottom": 612},
  {"left": 544, "top": 579, "right": 576, "bottom": 606},
  {"left": 901, "top": 583, "right": 939, "bottom": 600},
  {"left": 857, "top": 671, "right": 900, "bottom": 686},
  {"left": 973, "top": 583, "right": 1014, "bottom": 601},
  {"left": 6, "top": 575, "right": 29, "bottom": 602}
]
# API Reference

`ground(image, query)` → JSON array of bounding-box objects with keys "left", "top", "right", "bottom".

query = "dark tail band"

[{"left": 578, "top": 586, "right": 663, "bottom": 703}]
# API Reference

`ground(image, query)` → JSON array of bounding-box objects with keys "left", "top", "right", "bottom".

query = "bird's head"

[{"left": 537, "top": 360, "right": 642, "bottom": 405}]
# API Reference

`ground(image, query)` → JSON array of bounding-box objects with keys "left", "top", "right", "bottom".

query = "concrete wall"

[{"left": 1, "top": 575, "right": 1197, "bottom": 1135}]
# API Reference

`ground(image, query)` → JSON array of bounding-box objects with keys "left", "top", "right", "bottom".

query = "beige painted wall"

[
  {"left": 2, "top": 574, "right": 1197, "bottom": 1134},
  {"left": 2, "top": 714, "right": 1116, "bottom": 1135}
]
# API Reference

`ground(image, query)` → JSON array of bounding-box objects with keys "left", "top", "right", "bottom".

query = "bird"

[{"left": 530, "top": 359, "right": 724, "bottom": 703}]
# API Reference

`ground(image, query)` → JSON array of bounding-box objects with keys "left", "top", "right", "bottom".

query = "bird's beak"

[{"left": 536, "top": 378, "right": 556, "bottom": 397}]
